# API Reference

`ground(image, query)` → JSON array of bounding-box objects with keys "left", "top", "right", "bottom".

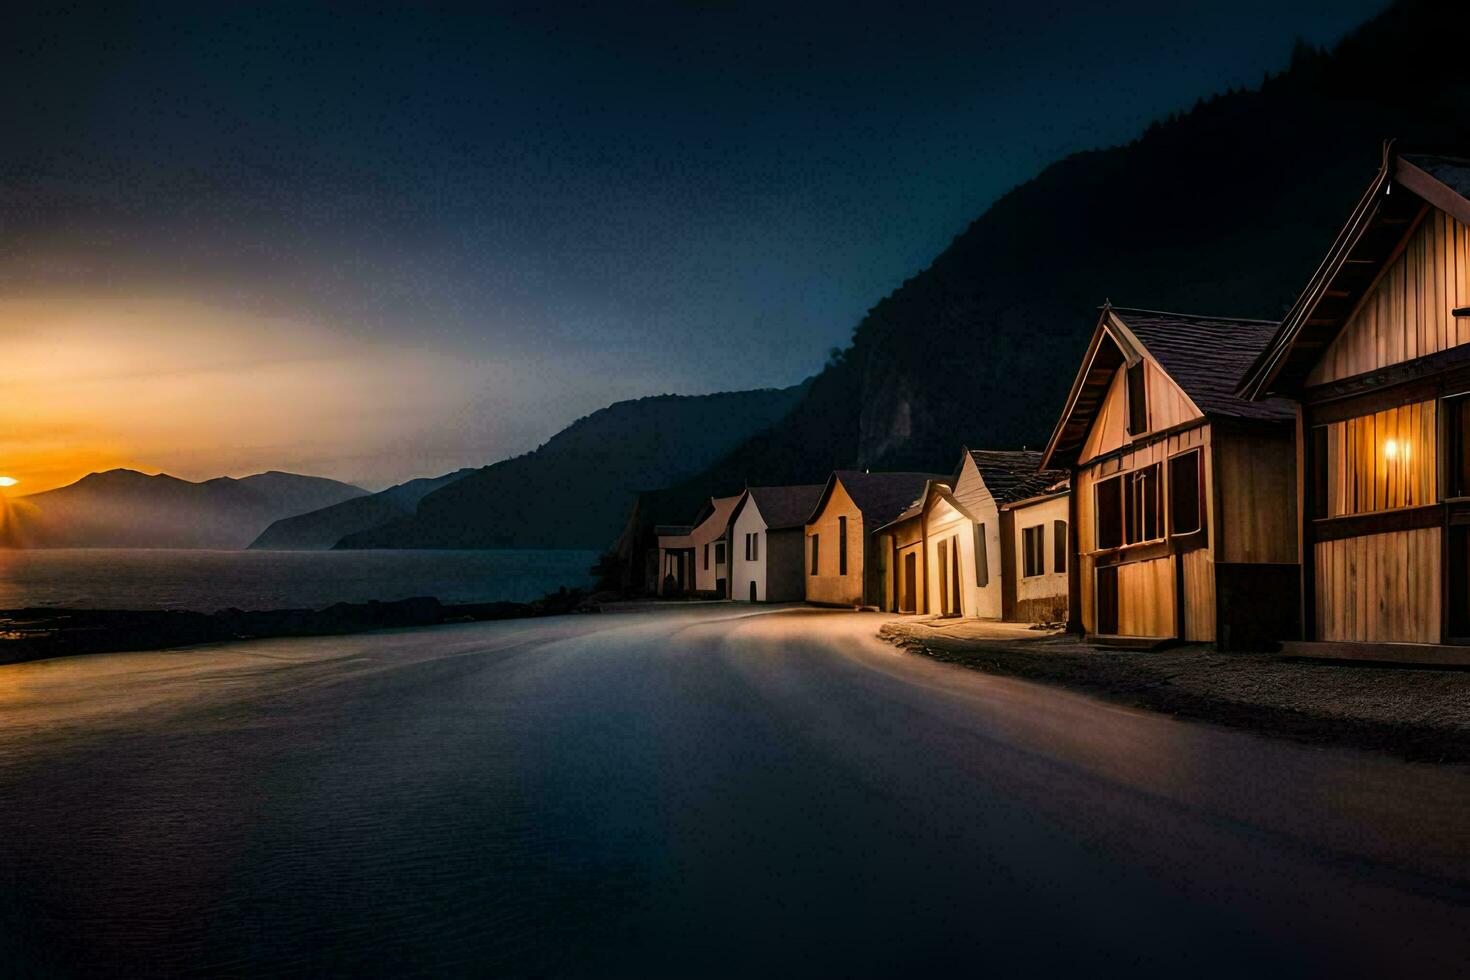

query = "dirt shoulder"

[{"left": 879, "top": 618, "right": 1470, "bottom": 765}]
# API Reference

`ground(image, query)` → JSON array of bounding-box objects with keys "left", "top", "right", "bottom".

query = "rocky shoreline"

[{"left": 0, "top": 590, "right": 592, "bottom": 666}]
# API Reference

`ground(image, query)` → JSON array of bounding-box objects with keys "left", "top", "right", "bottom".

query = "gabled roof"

[
  {"left": 1239, "top": 144, "right": 1470, "bottom": 399},
  {"left": 660, "top": 494, "right": 741, "bottom": 547},
  {"left": 965, "top": 449, "right": 1067, "bottom": 505},
  {"left": 808, "top": 470, "right": 948, "bottom": 529},
  {"left": 735, "top": 484, "right": 825, "bottom": 530},
  {"left": 870, "top": 479, "right": 956, "bottom": 534},
  {"left": 1042, "top": 305, "right": 1292, "bottom": 470}
]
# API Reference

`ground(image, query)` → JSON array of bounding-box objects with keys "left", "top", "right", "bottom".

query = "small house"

[
  {"left": 873, "top": 450, "right": 1068, "bottom": 622},
  {"left": 1041, "top": 305, "right": 1299, "bottom": 649},
  {"left": 729, "top": 484, "right": 826, "bottom": 602},
  {"left": 656, "top": 493, "right": 741, "bottom": 597},
  {"left": 1239, "top": 147, "right": 1470, "bottom": 654},
  {"left": 804, "top": 471, "right": 944, "bottom": 608}
]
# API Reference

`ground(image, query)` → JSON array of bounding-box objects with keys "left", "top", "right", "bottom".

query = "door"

[
  {"left": 949, "top": 534, "right": 963, "bottom": 617},
  {"left": 749, "top": 580, "right": 757, "bottom": 603},
  {"left": 902, "top": 552, "right": 917, "bottom": 613},
  {"left": 1096, "top": 565, "right": 1119, "bottom": 635},
  {"left": 937, "top": 540, "right": 950, "bottom": 615}
]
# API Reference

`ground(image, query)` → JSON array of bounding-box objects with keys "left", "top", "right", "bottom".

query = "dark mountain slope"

[
  {"left": 1, "top": 469, "right": 367, "bottom": 549},
  {"left": 670, "top": 0, "right": 1470, "bottom": 490},
  {"left": 337, "top": 382, "right": 811, "bottom": 550},
  {"left": 249, "top": 469, "right": 477, "bottom": 549}
]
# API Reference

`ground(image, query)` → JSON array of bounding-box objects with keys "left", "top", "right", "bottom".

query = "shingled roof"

[
  {"left": 1111, "top": 308, "right": 1295, "bottom": 422},
  {"left": 1401, "top": 152, "right": 1470, "bottom": 202},
  {"left": 966, "top": 449, "right": 1067, "bottom": 504},
  {"left": 813, "top": 471, "right": 948, "bottom": 529},
  {"left": 740, "top": 484, "right": 825, "bottom": 530}
]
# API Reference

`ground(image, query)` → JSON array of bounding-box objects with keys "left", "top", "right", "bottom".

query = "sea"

[{"left": 0, "top": 548, "right": 600, "bottom": 612}]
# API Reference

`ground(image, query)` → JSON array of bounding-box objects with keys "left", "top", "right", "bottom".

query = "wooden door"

[
  {"left": 1096, "top": 565, "right": 1119, "bottom": 635},
  {"left": 937, "top": 540, "right": 950, "bottom": 615},
  {"left": 902, "top": 553, "right": 917, "bottom": 614}
]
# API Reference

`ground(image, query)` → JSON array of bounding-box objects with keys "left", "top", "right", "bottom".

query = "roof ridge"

[{"left": 1107, "top": 305, "right": 1280, "bottom": 325}]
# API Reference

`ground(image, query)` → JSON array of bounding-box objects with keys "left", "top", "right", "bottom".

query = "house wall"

[
  {"left": 1307, "top": 209, "right": 1470, "bottom": 385},
  {"left": 880, "top": 516, "right": 926, "bottom": 613},
  {"left": 1080, "top": 357, "right": 1201, "bottom": 462},
  {"left": 949, "top": 457, "right": 1006, "bottom": 619},
  {"left": 924, "top": 497, "right": 975, "bottom": 617},
  {"left": 1009, "top": 493, "right": 1069, "bottom": 624},
  {"left": 1213, "top": 427, "right": 1299, "bottom": 564},
  {"left": 765, "top": 528, "right": 808, "bottom": 602},
  {"left": 1314, "top": 527, "right": 1441, "bottom": 643},
  {"left": 805, "top": 480, "right": 865, "bottom": 606},
  {"left": 730, "top": 498, "right": 767, "bottom": 602}
]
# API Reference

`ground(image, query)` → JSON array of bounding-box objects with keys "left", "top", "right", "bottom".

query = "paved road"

[{"left": 1, "top": 605, "right": 1467, "bottom": 976}]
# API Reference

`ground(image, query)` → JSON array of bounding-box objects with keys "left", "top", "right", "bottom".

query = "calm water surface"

[{"left": 0, "top": 548, "right": 598, "bottom": 611}]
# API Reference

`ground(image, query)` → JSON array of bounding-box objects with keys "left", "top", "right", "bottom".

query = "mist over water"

[{"left": 0, "top": 548, "right": 598, "bottom": 611}]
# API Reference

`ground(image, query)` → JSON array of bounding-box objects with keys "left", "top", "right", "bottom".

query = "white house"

[
  {"left": 729, "top": 484, "right": 825, "bottom": 602},
  {"left": 657, "top": 494, "right": 741, "bottom": 596}
]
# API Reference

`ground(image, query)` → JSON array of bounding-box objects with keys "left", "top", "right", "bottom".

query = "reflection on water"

[{"left": 0, "top": 547, "right": 598, "bottom": 611}]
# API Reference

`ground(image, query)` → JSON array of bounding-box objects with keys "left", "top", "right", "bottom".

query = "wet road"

[{"left": 1, "top": 605, "right": 1467, "bottom": 976}]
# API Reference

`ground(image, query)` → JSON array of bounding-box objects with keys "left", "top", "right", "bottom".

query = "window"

[
  {"left": 714, "top": 542, "right": 725, "bottom": 566},
  {"left": 1315, "top": 400, "right": 1436, "bottom": 517},
  {"left": 1126, "top": 361, "right": 1149, "bottom": 435},
  {"left": 703, "top": 543, "right": 709, "bottom": 569},
  {"left": 838, "top": 516, "right": 848, "bottom": 574},
  {"left": 1022, "top": 525, "right": 1045, "bottom": 577},
  {"left": 744, "top": 533, "right": 752, "bottom": 561},
  {"left": 973, "top": 523, "right": 989, "bottom": 587},
  {"left": 1168, "top": 450, "right": 1203, "bottom": 536},
  {"left": 1448, "top": 396, "right": 1470, "bottom": 499},
  {"left": 752, "top": 532, "right": 759, "bottom": 561},
  {"left": 810, "top": 534, "right": 820, "bottom": 575},
  {"left": 1125, "top": 464, "right": 1161, "bottom": 544},
  {"left": 1053, "top": 520, "right": 1068, "bottom": 573},
  {"left": 1096, "top": 476, "right": 1123, "bottom": 549}
]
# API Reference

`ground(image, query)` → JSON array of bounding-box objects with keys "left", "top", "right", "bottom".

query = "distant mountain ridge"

[
  {"left": 333, "top": 383, "right": 811, "bottom": 550},
  {"left": 249, "top": 468, "right": 477, "bottom": 549},
  {"left": 1, "top": 469, "right": 367, "bottom": 549}
]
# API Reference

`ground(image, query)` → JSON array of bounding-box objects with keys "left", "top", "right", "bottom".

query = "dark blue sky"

[{"left": 1, "top": 1, "right": 1387, "bottom": 487}]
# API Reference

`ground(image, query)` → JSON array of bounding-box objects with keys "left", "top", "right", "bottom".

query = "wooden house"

[
  {"left": 656, "top": 493, "right": 741, "bottom": 597},
  {"left": 1239, "top": 148, "right": 1470, "bottom": 655},
  {"left": 729, "top": 484, "right": 825, "bottom": 602},
  {"left": 873, "top": 451, "right": 1069, "bottom": 622},
  {"left": 1041, "top": 306, "right": 1299, "bottom": 649},
  {"left": 804, "top": 471, "right": 943, "bottom": 608}
]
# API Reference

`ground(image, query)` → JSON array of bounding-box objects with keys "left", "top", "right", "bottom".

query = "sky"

[{"left": 1, "top": 0, "right": 1388, "bottom": 493}]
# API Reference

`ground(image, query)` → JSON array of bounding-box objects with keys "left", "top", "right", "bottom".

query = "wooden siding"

[
  {"left": 1320, "top": 400, "right": 1437, "bottom": 517},
  {"left": 1080, "top": 359, "right": 1201, "bottom": 464},
  {"left": 1116, "top": 557, "right": 1175, "bottom": 637},
  {"left": 1213, "top": 428, "right": 1298, "bottom": 564},
  {"left": 1308, "top": 209, "right": 1470, "bottom": 384},
  {"left": 1314, "top": 527, "right": 1441, "bottom": 644},
  {"left": 1181, "top": 549, "right": 1216, "bottom": 642},
  {"left": 805, "top": 480, "right": 865, "bottom": 606}
]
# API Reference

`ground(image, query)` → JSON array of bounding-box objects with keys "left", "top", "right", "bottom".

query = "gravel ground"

[{"left": 879, "top": 618, "right": 1470, "bottom": 765}]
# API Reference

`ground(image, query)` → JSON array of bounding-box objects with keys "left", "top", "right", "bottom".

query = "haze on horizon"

[{"left": 2, "top": 1, "right": 1385, "bottom": 494}]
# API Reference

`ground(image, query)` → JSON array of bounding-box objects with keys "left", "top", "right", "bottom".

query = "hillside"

[
  {"left": 335, "top": 383, "right": 811, "bottom": 550},
  {"left": 0, "top": 470, "right": 367, "bottom": 549},
  {"left": 248, "top": 469, "right": 478, "bottom": 549},
  {"left": 654, "top": 0, "right": 1470, "bottom": 497}
]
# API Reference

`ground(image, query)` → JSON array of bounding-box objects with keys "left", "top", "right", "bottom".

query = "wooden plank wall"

[
  {"left": 1320, "top": 399, "right": 1437, "bottom": 517},
  {"left": 1314, "top": 527, "right": 1441, "bottom": 643},
  {"left": 1213, "top": 429, "right": 1298, "bottom": 564},
  {"left": 1080, "top": 359, "right": 1203, "bottom": 464},
  {"left": 1116, "top": 558, "right": 1175, "bottom": 637},
  {"left": 1181, "top": 549, "right": 1216, "bottom": 642},
  {"left": 1309, "top": 209, "right": 1470, "bottom": 384}
]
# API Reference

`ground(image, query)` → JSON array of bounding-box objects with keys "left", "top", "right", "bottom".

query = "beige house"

[
  {"left": 657, "top": 494, "right": 741, "bottom": 596},
  {"left": 1005, "top": 484, "right": 1070, "bottom": 624},
  {"left": 874, "top": 450, "right": 1068, "bottom": 622},
  {"left": 804, "top": 471, "right": 942, "bottom": 607},
  {"left": 729, "top": 484, "right": 825, "bottom": 603},
  {"left": 1239, "top": 148, "right": 1470, "bottom": 655},
  {"left": 1042, "top": 305, "right": 1298, "bottom": 649}
]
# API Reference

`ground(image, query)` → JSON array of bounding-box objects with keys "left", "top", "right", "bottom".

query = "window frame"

[
  {"left": 810, "top": 534, "right": 819, "bottom": 576},
  {"left": 1125, "top": 361, "right": 1149, "bottom": 436},
  {"left": 1095, "top": 475, "right": 1124, "bottom": 550},
  {"left": 1022, "top": 525, "right": 1045, "bottom": 577},
  {"left": 838, "top": 515, "right": 848, "bottom": 575},
  {"left": 1167, "top": 448, "right": 1205, "bottom": 538},
  {"left": 1053, "top": 519, "right": 1068, "bottom": 573}
]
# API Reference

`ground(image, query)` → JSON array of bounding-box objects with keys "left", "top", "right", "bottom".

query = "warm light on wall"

[
  {"left": 0, "top": 477, "right": 17, "bottom": 488},
  {"left": 1383, "top": 439, "right": 1407, "bottom": 461}
]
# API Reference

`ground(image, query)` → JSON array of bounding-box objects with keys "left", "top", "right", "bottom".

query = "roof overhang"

[
  {"left": 1239, "top": 143, "right": 1470, "bottom": 400},
  {"left": 1039, "top": 308, "right": 1142, "bottom": 471}
]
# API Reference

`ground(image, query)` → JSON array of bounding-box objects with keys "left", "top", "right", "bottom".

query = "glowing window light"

[
  {"left": 0, "top": 477, "right": 17, "bottom": 487},
  {"left": 1384, "top": 439, "right": 1408, "bottom": 461}
]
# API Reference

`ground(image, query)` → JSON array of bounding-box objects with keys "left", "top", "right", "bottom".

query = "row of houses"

[{"left": 655, "top": 145, "right": 1470, "bottom": 660}]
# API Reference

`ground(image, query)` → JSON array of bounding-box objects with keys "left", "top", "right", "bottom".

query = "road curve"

[{"left": 0, "top": 605, "right": 1467, "bottom": 976}]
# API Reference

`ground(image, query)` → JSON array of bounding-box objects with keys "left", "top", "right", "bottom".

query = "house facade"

[
  {"left": 805, "top": 471, "right": 942, "bottom": 607},
  {"left": 1240, "top": 148, "right": 1470, "bottom": 652},
  {"left": 729, "top": 484, "right": 825, "bottom": 602},
  {"left": 1005, "top": 487, "right": 1070, "bottom": 624},
  {"left": 1042, "top": 306, "right": 1299, "bottom": 649},
  {"left": 874, "top": 450, "right": 1068, "bottom": 622},
  {"left": 656, "top": 494, "right": 741, "bottom": 596}
]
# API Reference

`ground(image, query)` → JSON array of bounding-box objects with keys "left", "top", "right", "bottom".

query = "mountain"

[
  {"left": 651, "top": 0, "right": 1470, "bottom": 497},
  {"left": 334, "top": 383, "right": 811, "bottom": 550},
  {"left": 248, "top": 469, "right": 477, "bottom": 549},
  {"left": 1, "top": 469, "right": 368, "bottom": 549}
]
